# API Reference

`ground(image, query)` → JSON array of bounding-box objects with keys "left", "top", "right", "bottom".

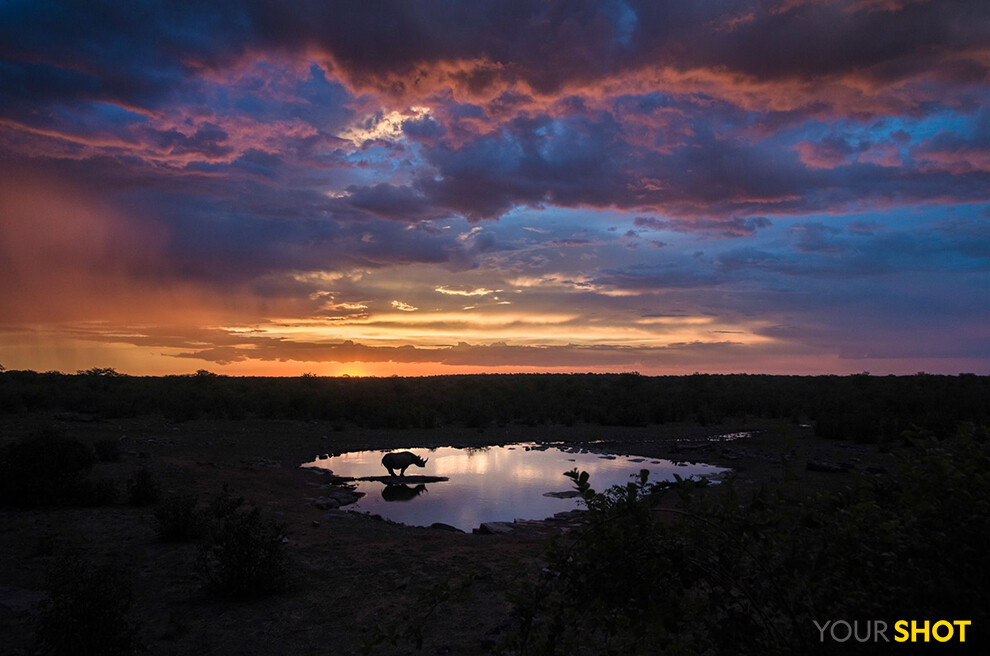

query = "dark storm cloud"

[
  {"left": 1, "top": 155, "right": 468, "bottom": 290},
  {"left": 0, "top": 1, "right": 253, "bottom": 107},
  {"left": 635, "top": 216, "right": 773, "bottom": 238},
  {"left": 413, "top": 112, "right": 630, "bottom": 220},
  {"left": 7, "top": 1, "right": 986, "bottom": 115},
  {"left": 249, "top": 0, "right": 646, "bottom": 95},
  {"left": 4, "top": 0, "right": 989, "bottom": 225},
  {"left": 345, "top": 184, "right": 453, "bottom": 222},
  {"left": 247, "top": 0, "right": 988, "bottom": 100},
  {"left": 143, "top": 200, "right": 467, "bottom": 285},
  {"left": 398, "top": 118, "right": 989, "bottom": 221}
]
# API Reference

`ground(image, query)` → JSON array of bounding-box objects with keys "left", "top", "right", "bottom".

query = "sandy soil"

[{"left": 0, "top": 414, "right": 895, "bottom": 655}]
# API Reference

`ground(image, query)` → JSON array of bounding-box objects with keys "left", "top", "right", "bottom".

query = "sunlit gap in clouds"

[{"left": 255, "top": 315, "right": 776, "bottom": 349}]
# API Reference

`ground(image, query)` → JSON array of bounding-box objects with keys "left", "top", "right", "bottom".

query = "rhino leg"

[{"left": 386, "top": 466, "right": 397, "bottom": 476}]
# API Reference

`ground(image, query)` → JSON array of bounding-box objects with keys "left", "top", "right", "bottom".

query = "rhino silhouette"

[{"left": 381, "top": 451, "right": 429, "bottom": 477}]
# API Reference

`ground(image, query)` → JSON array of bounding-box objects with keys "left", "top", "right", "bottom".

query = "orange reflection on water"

[{"left": 303, "top": 443, "right": 729, "bottom": 531}]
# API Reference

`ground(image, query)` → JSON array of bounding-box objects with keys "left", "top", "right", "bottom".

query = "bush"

[
  {"left": 93, "top": 438, "right": 121, "bottom": 462},
  {"left": 197, "top": 487, "right": 288, "bottom": 597},
  {"left": 35, "top": 551, "right": 140, "bottom": 656},
  {"left": 126, "top": 468, "right": 159, "bottom": 506},
  {"left": 0, "top": 427, "right": 96, "bottom": 507},
  {"left": 77, "top": 477, "right": 119, "bottom": 506},
  {"left": 506, "top": 425, "right": 990, "bottom": 655},
  {"left": 154, "top": 493, "right": 200, "bottom": 541}
]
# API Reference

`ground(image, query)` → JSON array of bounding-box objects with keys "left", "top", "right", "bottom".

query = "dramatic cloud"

[{"left": 1, "top": 1, "right": 988, "bottom": 374}]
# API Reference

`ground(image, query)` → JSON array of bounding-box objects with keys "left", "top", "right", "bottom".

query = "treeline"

[{"left": 0, "top": 370, "right": 987, "bottom": 441}]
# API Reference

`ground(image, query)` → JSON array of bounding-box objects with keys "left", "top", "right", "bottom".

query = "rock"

[
  {"left": 865, "top": 465, "right": 888, "bottom": 475},
  {"left": 474, "top": 521, "right": 515, "bottom": 535},
  {"left": 313, "top": 487, "right": 365, "bottom": 510},
  {"left": 0, "top": 586, "right": 47, "bottom": 614},
  {"left": 430, "top": 522, "right": 463, "bottom": 532},
  {"left": 542, "top": 490, "right": 581, "bottom": 499},
  {"left": 54, "top": 411, "right": 97, "bottom": 422},
  {"left": 806, "top": 459, "right": 850, "bottom": 473}
]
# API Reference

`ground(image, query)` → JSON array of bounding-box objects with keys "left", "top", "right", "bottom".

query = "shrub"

[
  {"left": 154, "top": 493, "right": 200, "bottom": 541},
  {"left": 197, "top": 487, "right": 288, "bottom": 597},
  {"left": 93, "top": 438, "right": 121, "bottom": 462},
  {"left": 506, "top": 425, "right": 990, "bottom": 655},
  {"left": 126, "top": 468, "right": 160, "bottom": 506},
  {"left": 35, "top": 551, "right": 140, "bottom": 656},
  {"left": 77, "top": 477, "right": 119, "bottom": 506},
  {"left": 0, "top": 427, "right": 95, "bottom": 506}
]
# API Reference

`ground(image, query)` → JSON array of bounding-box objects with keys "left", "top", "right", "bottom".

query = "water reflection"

[
  {"left": 382, "top": 484, "right": 427, "bottom": 502},
  {"left": 302, "top": 443, "right": 728, "bottom": 531}
]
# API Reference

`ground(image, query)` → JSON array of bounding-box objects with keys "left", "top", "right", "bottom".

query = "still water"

[{"left": 302, "top": 443, "right": 728, "bottom": 531}]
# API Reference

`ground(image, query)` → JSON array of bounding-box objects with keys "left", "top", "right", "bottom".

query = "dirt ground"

[{"left": 0, "top": 413, "right": 896, "bottom": 655}]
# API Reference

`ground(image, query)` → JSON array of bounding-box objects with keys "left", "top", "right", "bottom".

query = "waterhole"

[{"left": 303, "top": 442, "right": 729, "bottom": 531}]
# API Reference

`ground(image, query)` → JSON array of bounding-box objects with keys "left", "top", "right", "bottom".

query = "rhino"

[{"left": 381, "top": 451, "right": 429, "bottom": 477}]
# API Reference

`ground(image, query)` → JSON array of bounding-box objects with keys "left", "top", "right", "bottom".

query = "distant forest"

[{"left": 2, "top": 369, "right": 987, "bottom": 444}]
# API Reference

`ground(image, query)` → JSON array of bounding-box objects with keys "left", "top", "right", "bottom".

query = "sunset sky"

[{"left": 1, "top": 0, "right": 988, "bottom": 376}]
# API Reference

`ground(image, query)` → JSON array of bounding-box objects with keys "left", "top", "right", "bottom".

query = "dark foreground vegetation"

[
  {"left": 508, "top": 424, "right": 989, "bottom": 654},
  {"left": 1, "top": 369, "right": 987, "bottom": 439},
  {"left": 1, "top": 370, "right": 987, "bottom": 654}
]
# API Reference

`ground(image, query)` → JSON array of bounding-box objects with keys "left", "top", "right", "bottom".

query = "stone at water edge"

[
  {"left": 474, "top": 522, "right": 515, "bottom": 535},
  {"left": 313, "top": 487, "right": 365, "bottom": 509},
  {"left": 806, "top": 459, "right": 850, "bottom": 473}
]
